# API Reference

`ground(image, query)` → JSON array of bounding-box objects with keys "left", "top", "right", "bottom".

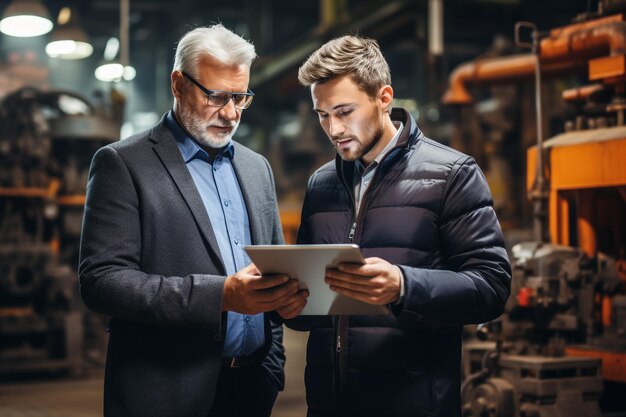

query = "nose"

[
  {"left": 328, "top": 116, "right": 345, "bottom": 138},
  {"left": 218, "top": 99, "right": 239, "bottom": 121}
]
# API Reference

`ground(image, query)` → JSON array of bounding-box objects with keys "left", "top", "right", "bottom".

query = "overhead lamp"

[
  {"left": 94, "top": 0, "right": 135, "bottom": 83},
  {"left": 46, "top": 7, "right": 93, "bottom": 59},
  {"left": 0, "top": 0, "right": 53, "bottom": 37},
  {"left": 95, "top": 62, "right": 136, "bottom": 82}
]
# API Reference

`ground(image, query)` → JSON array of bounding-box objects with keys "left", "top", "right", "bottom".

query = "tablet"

[{"left": 244, "top": 244, "right": 389, "bottom": 316}]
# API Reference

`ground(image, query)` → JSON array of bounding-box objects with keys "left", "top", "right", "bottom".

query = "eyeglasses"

[{"left": 182, "top": 72, "right": 255, "bottom": 110}]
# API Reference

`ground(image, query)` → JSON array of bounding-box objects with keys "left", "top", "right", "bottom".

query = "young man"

[
  {"left": 287, "top": 35, "right": 511, "bottom": 417},
  {"left": 79, "top": 25, "right": 306, "bottom": 417}
]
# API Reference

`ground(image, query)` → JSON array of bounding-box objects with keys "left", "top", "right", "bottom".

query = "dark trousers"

[{"left": 208, "top": 363, "right": 280, "bottom": 417}]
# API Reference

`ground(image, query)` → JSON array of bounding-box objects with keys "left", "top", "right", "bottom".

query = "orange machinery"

[
  {"left": 279, "top": 206, "right": 301, "bottom": 244},
  {"left": 526, "top": 117, "right": 626, "bottom": 384},
  {"left": 443, "top": 3, "right": 626, "bottom": 414}
]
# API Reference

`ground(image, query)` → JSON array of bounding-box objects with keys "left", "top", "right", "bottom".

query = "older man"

[{"left": 79, "top": 25, "right": 306, "bottom": 417}]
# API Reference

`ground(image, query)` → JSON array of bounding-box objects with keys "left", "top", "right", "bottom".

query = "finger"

[
  {"left": 263, "top": 287, "right": 308, "bottom": 312},
  {"left": 327, "top": 277, "right": 377, "bottom": 295},
  {"left": 279, "top": 301, "right": 307, "bottom": 319},
  {"left": 245, "top": 263, "right": 261, "bottom": 276},
  {"left": 326, "top": 269, "right": 378, "bottom": 287},
  {"left": 277, "top": 297, "right": 308, "bottom": 319},
  {"left": 279, "top": 293, "right": 308, "bottom": 310},
  {"left": 256, "top": 280, "right": 299, "bottom": 303},
  {"left": 337, "top": 262, "right": 381, "bottom": 277},
  {"left": 329, "top": 284, "right": 382, "bottom": 305},
  {"left": 248, "top": 274, "right": 291, "bottom": 290}
]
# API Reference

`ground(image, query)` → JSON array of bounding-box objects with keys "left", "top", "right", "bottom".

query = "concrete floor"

[{"left": 0, "top": 328, "right": 309, "bottom": 417}]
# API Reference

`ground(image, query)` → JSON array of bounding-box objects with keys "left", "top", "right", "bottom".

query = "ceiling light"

[
  {"left": 46, "top": 7, "right": 93, "bottom": 59},
  {"left": 103, "top": 37, "right": 120, "bottom": 61},
  {"left": 95, "top": 62, "right": 136, "bottom": 82},
  {"left": 0, "top": 0, "right": 53, "bottom": 37},
  {"left": 46, "top": 40, "right": 93, "bottom": 59},
  {"left": 94, "top": 0, "right": 135, "bottom": 83}
]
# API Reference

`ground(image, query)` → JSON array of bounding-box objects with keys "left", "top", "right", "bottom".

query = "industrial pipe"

[
  {"left": 562, "top": 84, "right": 605, "bottom": 102},
  {"left": 442, "top": 55, "right": 576, "bottom": 104},
  {"left": 443, "top": 17, "right": 626, "bottom": 104},
  {"left": 541, "top": 22, "right": 626, "bottom": 62}
]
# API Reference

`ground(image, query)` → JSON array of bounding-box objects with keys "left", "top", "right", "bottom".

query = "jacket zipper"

[
  {"left": 334, "top": 148, "right": 398, "bottom": 406},
  {"left": 348, "top": 222, "right": 357, "bottom": 241},
  {"left": 335, "top": 316, "right": 350, "bottom": 404},
  {"left": 334, "top": 170, "right": 357, "bottom": 406}
]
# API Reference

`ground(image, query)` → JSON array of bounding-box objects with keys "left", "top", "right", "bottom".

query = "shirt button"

[
  {"left": 245, "top": 316, "right": 250, "bottom": 323},
  {"left": 224, "top": 200, "right": 229, "bottom": 206},
  {"left": 234, "top": 239, "right": 240, "bottom": 245}
]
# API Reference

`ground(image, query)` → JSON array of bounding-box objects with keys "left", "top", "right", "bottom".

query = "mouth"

[
  {"left": 208, "top": 125, "right": 233, "bottom": 133},
  {"left": 334, "top": 138, "right": 353, "bottom": 150}
]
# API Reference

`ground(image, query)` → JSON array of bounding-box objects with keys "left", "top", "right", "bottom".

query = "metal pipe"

[
  {"left": 442, "top": 55, "right": 576, "bottom": 104},
  {"left": 119, "top": 0, "right": 129, "bottom": 67},
  {"left": 562, "top": 84, "right": 605, "bottom": 102},
  {"left": 541, "top": 22, "right": 626, "bottom": 62},
  {"left": 428, "top": 0, "right": 443, "bottom": 57},
  {"left": 442, "top": 17, "right": 626, "bottom": 104},
  {"left": 515, "top": 21, "right": 550, "bottom": 243}
]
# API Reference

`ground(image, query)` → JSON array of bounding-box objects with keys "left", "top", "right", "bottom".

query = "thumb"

[{"left": 245, "top": 263, "right": 261, "bottom": 276}]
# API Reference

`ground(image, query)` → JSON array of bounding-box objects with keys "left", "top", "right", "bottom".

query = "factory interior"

[{"left": 1, "top": 0, "right": 626, "bottom": 416}]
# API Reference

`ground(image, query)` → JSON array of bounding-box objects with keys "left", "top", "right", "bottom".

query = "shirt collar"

[
  {"left": 165, "top": 110, "right": 234, "bottom": 163},
  {"left": 356, "top": 121, "right": 404, "bottom": 173}
]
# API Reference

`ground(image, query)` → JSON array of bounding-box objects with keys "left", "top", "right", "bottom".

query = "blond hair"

[{"left": 298, "top": 35, "right": 390, "bottom": 97}]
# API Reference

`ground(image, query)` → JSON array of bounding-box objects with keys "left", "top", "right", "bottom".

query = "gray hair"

[{"left": 173, "top": 24, "right": 256, "bottom": 76}]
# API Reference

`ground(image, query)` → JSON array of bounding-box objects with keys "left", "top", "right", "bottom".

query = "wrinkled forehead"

[{"left": 195, "top": 54, "right": 250, "bottom": 92}]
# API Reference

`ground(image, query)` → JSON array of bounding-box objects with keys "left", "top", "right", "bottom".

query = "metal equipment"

[
  {"left": 444, "top": 1, "right": 626, "bottom": 415},
  {"left": 0, "top": 87, "right": 120, "bottom": 376}
]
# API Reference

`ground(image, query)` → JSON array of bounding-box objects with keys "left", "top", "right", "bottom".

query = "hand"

[
  {"left": 325, "top": 257, "right": 401, "bottom": 305},
  {"left": 222, "top": 264, "right": 300, "bottom": 314},
  {"left": 276, "top": 289, "right": 309, "bottom": 319}
]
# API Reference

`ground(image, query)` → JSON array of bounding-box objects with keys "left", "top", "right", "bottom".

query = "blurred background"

[{"left": 1, "top": 0, "right": 625, "bottom": 416}]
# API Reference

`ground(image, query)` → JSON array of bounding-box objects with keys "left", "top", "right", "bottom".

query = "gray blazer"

[{"left": 79, "top": 114, "right": 285, "bottom": 417}]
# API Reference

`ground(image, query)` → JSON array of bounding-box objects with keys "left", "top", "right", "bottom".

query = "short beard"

[
  {"left": 178, "top": 103, "right": 239, "bottom": 149},
  {"left": 336, "top": 111, "right": 384, "bottom": 162},
  {"left": 354, "top": 124, "right": 383, "bottom": 161}
]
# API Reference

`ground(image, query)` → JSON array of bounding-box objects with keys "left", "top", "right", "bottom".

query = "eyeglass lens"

[{"left": 207, "top": 93, "right": 252, "bottom": 109}]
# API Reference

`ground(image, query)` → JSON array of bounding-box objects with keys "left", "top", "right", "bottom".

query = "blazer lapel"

[
  {"left": 231, "top": 145, "right": 264, "bottom": 246},
  {"left": 150, "top": 120, "right": 226, "bottom": 273}
]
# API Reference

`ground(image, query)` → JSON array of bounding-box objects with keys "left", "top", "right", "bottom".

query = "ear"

[
  {"left": 378, "top": 85, "right": 394, "bottom": 113},
  {"left": 171, "top": 71, "right": 185, "bottom": 101}
]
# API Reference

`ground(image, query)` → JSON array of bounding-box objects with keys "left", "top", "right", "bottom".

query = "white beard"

[{"left": 178, "top": 104, "right": 239, "bottom": 149}]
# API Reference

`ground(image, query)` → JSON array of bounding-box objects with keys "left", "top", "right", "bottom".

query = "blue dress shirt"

[{"left": 165, "top": 111, "right": 265, "bottom": 358}]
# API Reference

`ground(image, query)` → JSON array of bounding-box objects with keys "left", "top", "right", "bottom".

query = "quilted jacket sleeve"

[{"left": 393, "top": 157, "right": 511, "bottom": 326}]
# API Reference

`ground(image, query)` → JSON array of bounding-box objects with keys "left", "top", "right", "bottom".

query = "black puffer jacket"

[{"left": 288, "top": 108, "right": 511, "bottom": 417}]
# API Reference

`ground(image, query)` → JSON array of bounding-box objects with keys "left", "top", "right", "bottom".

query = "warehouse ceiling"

[{"left": 0, "top": 0, "right": 593, "bottom": 117}]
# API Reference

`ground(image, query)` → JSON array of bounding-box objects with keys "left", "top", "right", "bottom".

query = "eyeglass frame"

[{"left": 181, "top": 71, "right": 255, "bottom": 110}]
